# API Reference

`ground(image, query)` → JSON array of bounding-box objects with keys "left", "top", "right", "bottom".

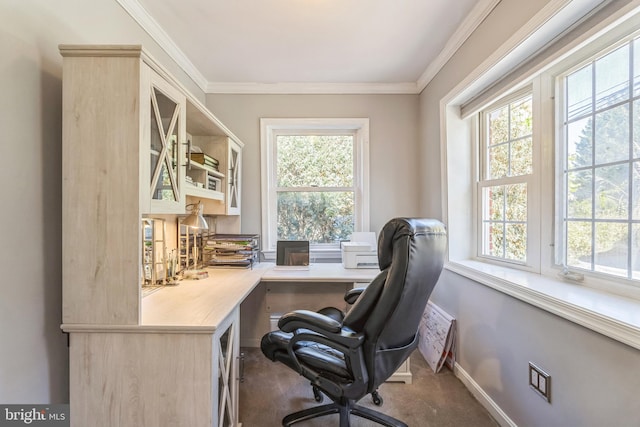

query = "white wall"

[
  {"left": 205, "top": 94, "right": 421, "bottom": 235},
  {"left": 0, "top": 0, "right": 205, "bottom": 403},
  {"left": 421, "top": 0, "right": 640, "bottom": 425}
]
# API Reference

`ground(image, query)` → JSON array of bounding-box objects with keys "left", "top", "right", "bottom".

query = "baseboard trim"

[{"left": 453, "top": 362, "right": 517, "bottom": 427}]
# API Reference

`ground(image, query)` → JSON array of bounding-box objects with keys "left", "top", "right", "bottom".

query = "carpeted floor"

[{"left": 238, "top": 347, "right": 499, "bottom": 426}]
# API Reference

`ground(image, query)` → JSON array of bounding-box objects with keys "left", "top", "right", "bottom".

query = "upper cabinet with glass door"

[
  {"left": 145, "top": 70, "right": 186, "bottom": 214},
  {"left": 184, "top": 102, "right": 244, "bottom": 216}
]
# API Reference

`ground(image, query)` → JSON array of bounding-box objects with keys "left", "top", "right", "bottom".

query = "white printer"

[{"left": 341, "top": 232, "right": 379, "bottom": 269}]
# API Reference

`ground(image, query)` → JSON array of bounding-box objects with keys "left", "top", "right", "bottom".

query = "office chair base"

[{"left": 282, "top": 401, "right": 407, "bottom": 427}]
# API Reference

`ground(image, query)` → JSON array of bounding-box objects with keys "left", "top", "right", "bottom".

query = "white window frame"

[
  {"left": 260, "top": 118, "right": 370, "bottom": 260},
  {"left": 476, "top": 87, "right": 541, "bottom": 272},
  {"left": 553, "top": 28, "right": 640, "bottom": 289}
]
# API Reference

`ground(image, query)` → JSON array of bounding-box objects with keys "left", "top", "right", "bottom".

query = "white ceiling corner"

[
  {"left": 416, "top": 0, "right": 502, "bottom": 92},
  {"left": 115, "top": 0, "right": 209, "bottom": 90},
  {"left": 116, "top": 0, "right": 500, "bottom": 94}
]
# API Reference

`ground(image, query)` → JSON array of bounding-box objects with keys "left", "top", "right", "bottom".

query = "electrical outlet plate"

[{"left": 529, "top": 362, "right": 551, "bottom": 403}]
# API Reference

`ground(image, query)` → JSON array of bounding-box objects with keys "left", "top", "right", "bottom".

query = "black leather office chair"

[{"left": 261, "top": 218, "right": 447, "bottom": 426}]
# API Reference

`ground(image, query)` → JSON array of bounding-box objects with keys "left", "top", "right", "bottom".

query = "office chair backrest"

[{"left": 342, "top": 218, "right": 447, "bottom": 391}]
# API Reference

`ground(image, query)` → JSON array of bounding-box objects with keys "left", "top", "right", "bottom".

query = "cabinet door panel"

[
  {"left": 147, "top": 70, "right": 185, "bottom": 214},
  {"left": 214, "top": 308, "right": 240, "bottom": 427},
  {"left": 227, "top": 140, "right": 242, "bottom": 215}
]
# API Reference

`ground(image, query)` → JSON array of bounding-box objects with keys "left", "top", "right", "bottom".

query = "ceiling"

[{"left": 118, "top": 0, "right": 499, "bottom": 94}]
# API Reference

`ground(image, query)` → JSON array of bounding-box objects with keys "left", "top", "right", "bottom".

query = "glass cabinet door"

[
  {"left": 150, "top": 86, "right": 181, "bottom": 204},
  {"left": 227, "top": 140, "right": 242, "bottom": 215}
]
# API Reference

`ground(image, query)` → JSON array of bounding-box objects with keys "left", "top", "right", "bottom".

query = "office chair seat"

[
  {"left": 262, "top": 331, "right": 352, "bottom": 380},
  {"left": 261, "top": 218, "right": 447, "bottom": 427}
]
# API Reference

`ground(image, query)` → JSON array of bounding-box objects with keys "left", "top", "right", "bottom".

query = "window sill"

[{"left": 446, "top": 260, "right": 640, "bottom": 351}]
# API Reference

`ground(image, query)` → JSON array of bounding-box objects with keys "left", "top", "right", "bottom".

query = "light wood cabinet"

[
  {"left": 60, "top": 45, "right": 247, "bottom": 427},
  {"left": 67, "top": 308, "right": 241, "bottom": 427}
]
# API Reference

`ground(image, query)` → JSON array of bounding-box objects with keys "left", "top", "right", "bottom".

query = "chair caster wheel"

[
  {"left": 372, "top": 390, "right": 383, "bottom": 406},
  {"left": 312, "top": 386, "right": 323, "bottom": 402}
]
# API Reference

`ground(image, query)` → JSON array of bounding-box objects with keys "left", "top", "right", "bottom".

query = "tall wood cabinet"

[{"left": 60, "top": 45, "right": 245, "bottom": 427}]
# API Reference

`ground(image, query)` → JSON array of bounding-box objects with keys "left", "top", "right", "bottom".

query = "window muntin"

[
  {"left": 479, "top": 93, "right": 533, "bottom": 264},
  {"left": 275, "top": 134, "right": 355, "bottom": 244},
  {"left": 560, "top": 37, "right": 640, "bottom": 280}
]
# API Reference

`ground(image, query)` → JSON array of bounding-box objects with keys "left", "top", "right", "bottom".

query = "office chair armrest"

[
  {"left": 344, "top": 287, "right": 365, "bottom": 305},
  {"left": 279, "top": 309, "right": 341, "bottom": 334},
  {"left": 280, "top": 310, "right": 365, "bottom": 350}
]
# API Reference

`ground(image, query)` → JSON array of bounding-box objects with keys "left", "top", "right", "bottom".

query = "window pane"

[
  {"left": 634, "top": 39, "right": 640, "bottom": 97},
  {"left": 505, "top": 184, "right": 527, "bottom": 221},
  {"left": 633, "top": 161, "right": 640, "bottom": 220},
  {"left": 505, "top": 223, "right": 526, "bottom": 261},
  {"left": 567, "top": 65, "right": 592, "bottom": 121},
  {"left": 485, "top": 186, "right": 504, "bottom": 221},
  {"left": 633, "top": 99, "right": 640, "bottom": 159},
  {"left": 567, "top": 221, "right": 592, "bottom": 270},
  {"left": 484, "top": 222, "right": 504, "bottom": 258},
  {"left": 482, "top": 184, "right": 526, "bottom": 262},
  {"left": 511, "top": 137, "right": 533, "bottom": 176},
  {"left": 486, "top": 95, "right": 533, "bottom": 180},
  {"left": 567, "top": 117, "right": 592, "bottom": 169},
  {"left": 594, "top": 104, "right": 629, "bottom": 165},
  {"left": 510, "top": 97, "right": 533, "bottom": 139},
  {"left": 567, "top": 170, "right": 592, "bottom": 219},
  {"left": 488, "top": 143, "right": 509, "bottom": 179},
  {"left": 276, "top": 135, "right": 353, "bottom": 187},
  {"left": 632, "top": 224, "right": 640, "bottom": 279},
  {"left": 488, "top": 106, "right": 509, "bottom": 145},
  {"left": 595, "top": 164, "right": 628, "bottom": 220},
  {"left": 595, "top": 45, "right": 629, "bottom": 110},
  {"left": 594, "top": 222, "right": 628, "bottom": 277},
  {"left": 277, "top": 191, "right": 354, "bottom": 243}
]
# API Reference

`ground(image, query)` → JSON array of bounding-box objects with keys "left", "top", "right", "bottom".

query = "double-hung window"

[
  {"left": 478, "top": 90, "right": 537, "bottom": 269},
  {"left": 260, "top": 118, "right": 369, "bottom": 258},
  {"left": 469, "top": 16, "right": 640, "bottom": 292},
  {"left": 558, "top": 34, "right": 640, "bottom": 281}
]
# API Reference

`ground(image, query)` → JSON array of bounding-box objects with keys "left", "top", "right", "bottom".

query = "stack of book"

[{"left": 190, "top": 153, "right": 219, "bottom": 171}]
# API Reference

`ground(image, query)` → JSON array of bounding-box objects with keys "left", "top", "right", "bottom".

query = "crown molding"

[
  {"left": 205, "top": 81, "right": 420, "bottom": 95},
  {"left": 115, "top": 0, "right": 208, "bottom": 91},
  {"left": 416, "top": 0, "right": 502, "bottom": 93},
  {"left": 118, "top": 0, "right": 499, "bottom": 95}
]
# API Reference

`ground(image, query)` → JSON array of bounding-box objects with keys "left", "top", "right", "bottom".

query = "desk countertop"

[
  {"left": 63, "top": 263, "right": 379, "bottom": 334},
  {"left": 141, "top": 264, "right": 269, "bottom": 330}
]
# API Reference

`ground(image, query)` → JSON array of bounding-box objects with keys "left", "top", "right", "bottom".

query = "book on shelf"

[{"left": 190, "top": 153, "right": 219, "bottom": 170}]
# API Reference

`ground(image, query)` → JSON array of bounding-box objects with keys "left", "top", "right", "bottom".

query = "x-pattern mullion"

[
  {"left": 217, "top": 325, "right": 235, "bottom": 427},
  {"left": 150, "top": 89, "right": 180, "bottom": 200}
]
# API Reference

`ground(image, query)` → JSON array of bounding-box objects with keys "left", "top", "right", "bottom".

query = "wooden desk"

[
  {"left": 65, "top": 263, "right": 404, "bottom": 427},
  {"left": 64, "top": 265, "right": 267, "bottom": 427}
]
